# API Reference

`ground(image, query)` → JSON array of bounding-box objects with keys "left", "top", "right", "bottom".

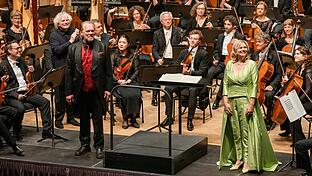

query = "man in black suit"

[
  {"left": 65, "top": 21, "right": 113, "bottom": 159},
  {"left": 161, "top": 29, "right": 211, "bottom": 131},
  {"left": 2, "top": 41, "right": 53, "bottom": 140},
  {"left": 209, "top": 15, "right": 245, "bottom": 110},
  {"left": 91, "top": 19, "right": 117, "bottom": 49},
  {"left": 49, "top": 11, "right": 80, "bottom": 129},
  {"left": 151, "top": 11, "right": 182, "bottom": 106},
  {"left": 252, "top": 32, "right": 282, "bottom": 131}
]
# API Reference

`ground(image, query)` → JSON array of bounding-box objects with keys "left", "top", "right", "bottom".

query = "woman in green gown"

[{"left": 219, "top": 40, "right": 279, "bottom": 174}]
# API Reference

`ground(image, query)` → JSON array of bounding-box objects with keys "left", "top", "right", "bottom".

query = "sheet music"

[
  {"left": 159, "top": 73, "right": 202, "bottom": 84},
  {"left": 280, "top": 90, "right": 306, "bottom": 122}
]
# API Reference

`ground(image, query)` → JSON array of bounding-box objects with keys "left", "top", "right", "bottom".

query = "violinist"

[
  {"left": 151, "top": 11, "right": 182, "bottom": 106},
  {"left": 183, "top": 2, "right": 213, "bottom": 41},
  {"left": 3, "top": 10, "right": 31, "bottom": 45},
  {"left": 49, "top": 12, "right": 80, "bottom": 129},
  {"left": 128, "top": 6, "right": 151, "bottom": 30},
  {"left": 161, "top": 30, "right": 211, "bottom": 131},
  {"left": 251, "top": 1, "right": 273, "bottom": 35},
  {"left": 1, "top": 41, "right": 53, "bottom": 140},
  {"left": 112, "top": 35, "right": 141, "bottom": 129},
  {"left": 209, "top": 15, "right": 244, "bottom": 110},
  {"left": 276, "top": 19, "right": 305, "bottom": 51},
  {"left": 252, "top": 32, "right": 282, "bottom": 130}
]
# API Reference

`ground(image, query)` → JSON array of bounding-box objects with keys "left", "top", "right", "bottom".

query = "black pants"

[
  {"left": 0, "top": 105, "right": 18, "bottom": 147},
  {"left": 207, "top": 63, "right": 225, "bottom": 101},
  {"left": 6, "top": 94, "right": 51, "bottom": 134},
  {"left": 295, "top": 138, "right": 312, "bottom": 175},
  {"left": 76, "top": 91, "right": 104, "bottom": 149},
  {"left": 164, "top": 86, "right": 201, "bottom": 120},
  {"left": 55, "top": 81, "right": 75, "bottom": 122}
]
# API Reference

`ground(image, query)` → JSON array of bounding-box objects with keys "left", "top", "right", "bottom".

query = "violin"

[
  {"left": 0, "top": 78, "right": 7, "bottom": 106},
  {"left": 182, "top": 48, "right": 193, "bottom": 69},
  {"left": 25, "top": 71, "right": 37, "bottom": 96},
  {"left": 114, "top": 57, "right": 133, "bottom": 80}
]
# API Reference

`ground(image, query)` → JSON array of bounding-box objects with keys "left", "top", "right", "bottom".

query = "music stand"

[
  {"left": 21, "top": 43, "right": 49, "bottom": 59},
  {"left": 208, "top": 8, "right": 235, "bottom": 27},
  {"left": 139, "top": 65, "right": 182, "bottom": 132},
  {"left": 111, "top": 18, "right": 129, "bottom": 30},
  {"left": 195, "top": 27, "right": 223, "bottom": 45},
  {"left": 38, "top": 5, "right": 63, "bottom": 20},
  {"left": 117, "top": 29, "right": 155, "bottom": 45},
  {"left": 172, "top": 45, "right": 187, "bottom": 61},
  {"left": 240, "top": 4, "right": 255, "bottom": 20},
  {"left": 163, "top": 4, "right": 192, "bottom": 19},
  {"left": 267, "top": 7, "right": 282, "bottom": 21},
  {"left": 37, "top": 66, "right": 68, "bottom": 148}
]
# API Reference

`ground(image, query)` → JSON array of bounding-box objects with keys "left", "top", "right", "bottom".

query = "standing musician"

[
  {"left": 252, "top": 32, "right": 282, "bottom": 130},
  {"left": 151, "top": 11, "right": 182, "bottom": 106},
  {"left": 1, "top": 41, "right": 53, "bottom": 140},
  {"left": 209, "top": 15, "right": 244, "bottom": 110},
  {"left": 161, "top": 29, "right": 211, "bottom": 131},
  {"left": 128, "top": 5, "right": 151, "bottom": 30},
  {"left": 65, "top": 21, "right": 113, "bottom": 159},
  {"left": 49, "top": 12, "right": 80, "bottom": 129},
  {"left": 251, "top": 1, "right": 273, "bottom": 35},
  {"left": 112, "top": 35, "right": 141, "bottom": 129},
  {"left": 276, "top": 19, "right": 305, "bottom": 51},
  {"left": 92, "top": 19, "right": 117, "bottom": 47},
  {"left": 183, "top": 2, "right": 213, "bottom": 40}
]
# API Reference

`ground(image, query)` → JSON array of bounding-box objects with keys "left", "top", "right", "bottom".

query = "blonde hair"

[
  {"left": 190, "top": 2, "right": 207, "bottom": 17},
  {"left": 53, "top": 11, "right": 73, "bottom": 29},
  {"left": 231, "top": 40, "right": 250, "bottom": 62},
  {"left": 10, "top": 10, "right": 22, "bottom": 19}
]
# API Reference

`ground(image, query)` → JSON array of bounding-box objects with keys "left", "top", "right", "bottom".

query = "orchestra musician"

[
  {"left": 151, "top": 11, "right": 182, "bottom": 106},
  {"left": 276, "top": 19, "right": 305, "bottom": 51},
  {"left": 160, "top": 29, "right": 211, "bottom": 131},
  {"left": 183, "top": 2, "right": 213, "bottom": 40},
  {"left": 1, "top": 41, "right": 53, "bottom": 140},
  {"left": 112, "top": 34, "right": 141, "bottom": 129},
  {"left": 65, "top": 21, "right": 113, "bottom": 159},
  {"left": 91, "top": 19, "right": 117, "bottom": 47},
  {"left": 251, "top": 1, "right": 273, "bottom": 35},
  {"left": 49, "top": 12, "right": 80, "bottom": 129},
  {"left": 209, "top": 15, "right": 244, "bottom": 110},
  {"left": 252, "top": 32, "right": 282, "bottom": 130},
  {"left": 219, "top": 39, "right": 278, "bottom": 174},
  {"left": 128, "top": 5, "right": 151, "bottom": 30},
  {"left": 3, "top": 10, "right": 31, "bottom": 45}
]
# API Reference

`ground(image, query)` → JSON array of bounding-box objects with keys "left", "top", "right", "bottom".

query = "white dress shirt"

[
  {"left": 188, "top": 46, "right": 198, "bottom": 72},
  {"left": 222, "top": 31, "right": 235, "bottom": 56},
  {"left": 8, "top": 57, "right": 27, "bottom": 92},
  {"left": 163, "top": 27, "right": 173, "bottom": 59}
]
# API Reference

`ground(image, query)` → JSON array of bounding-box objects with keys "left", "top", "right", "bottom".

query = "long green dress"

[{"left": 219, "top": 59, "right": 279, "bottom": 172}]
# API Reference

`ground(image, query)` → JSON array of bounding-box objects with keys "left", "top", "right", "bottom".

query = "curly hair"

[
  {"left": 223, "top": 15, "right": 238, "bottom": 27},
  {"left": 189, "top": 29, "right": 204, "bottom": 42},
  {"left": 189, "top": 2, "right": 208, "bottom": 17},
  {"left": 128, "top": 5, "right": 145, "bottom": 22},
  {"left": 53, "top": 11, "right": 73, "bottom": 29}
]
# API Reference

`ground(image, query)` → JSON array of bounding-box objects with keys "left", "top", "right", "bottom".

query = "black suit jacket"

[
  {"left": 65, "top": 39, "right": 113, "bottom": 108},
  {"left": 0, "top": 58, "right": 28, "bottom": 99},
  {"left": 252, "top": 50, "right": 282, "bottom": 90},
  {"left": 213, "top": 31, "right": 245, "bottom": 63},
  {"left": 300, "top": 64, "right": 312, "bottom": 103},
  {"left": 177, "top": 47, "right": 211, "bottom": 78},
  {"left": 152, "top": 27, "right": 182, "bottom": 61}
]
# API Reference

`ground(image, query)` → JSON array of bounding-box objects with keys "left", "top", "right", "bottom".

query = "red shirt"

[{"left": 81, "top": 45, "right": 95, "bottom": 92}]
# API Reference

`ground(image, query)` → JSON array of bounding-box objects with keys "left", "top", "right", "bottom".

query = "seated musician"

[
  {"left": 112, "top": 35, "right": 141, "bottom": 129},
  {"left": 3, "top": 10, "right": 31, "bottom": 45},
  {"left": 209, "top": 15, "right": 244, "bottom": 110},
  {"left": 251, "top": 1, "right": 273, "bottom": 35},
  {"left": 151, "top": 11, "right": 182, "bottom": 106},
  {"left": 161, "top": 29, "right": 211, "bottom": 131},
  {"left": 183, "top": 2, "right": 213, "bottom": 41},
  {"left": 276, "top": 19, "right": 305, "bottom": 51},
  {"left": 1, "top": 41, "right": 53, "bottom": 140},
  {"left": 128, "top": 5, "right": 151, "bottom": 30},
  {"left": 92, "top": 19, "right": 117, "bottom": 48},
  {"left": 252, "top": 32, "right": 282, "bottom": 130}
]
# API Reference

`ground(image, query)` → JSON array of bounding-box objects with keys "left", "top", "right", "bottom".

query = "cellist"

[
  {"left": 252, "top": 32, "right": 282, "bottom": 130},
  {"left": 251, "top": 1, "right": 273, "bottom": 35}
]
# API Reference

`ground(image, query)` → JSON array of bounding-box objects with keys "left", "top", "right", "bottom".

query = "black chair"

[
  {"left": 304, "top": 115, "right": 312, "bottom": 138},
  {"left": 24, "top": 103, "right": 39, "bottom": 132}
]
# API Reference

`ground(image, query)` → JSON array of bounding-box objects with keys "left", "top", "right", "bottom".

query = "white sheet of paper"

[
  {"left": 280, "top": 90, "right": 307, "bottom": 122},
  {"left": 158, "top": 73, "right": 202, "bottom": 84}
]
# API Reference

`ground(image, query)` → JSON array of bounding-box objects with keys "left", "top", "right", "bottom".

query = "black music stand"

[
  {"left": 172, "top": 45, "right": 187, "bottom": 61},
  {"left": 195, "top": 27, "right": 223, "bottom": 45},
  {"left": 163, "top": 3, "right": 192, "bottom": 19},
  {"left": 117, "top": 29, "right": 154, "bottom": 45},
  {"left": 111, "top": 18, "right": 129, "bottom": 30},
  {"left": 21, "top": 43, "right": 49, "bottom": 59},
  {"left": 38, "top": 5, "right": 63, "bottom": 20},
  {"left": 208, "top": 7, "right": 235, "bottom": 27},
  {"left": 139, "top": 65, "right": 182, "bottom": 132},
  {"left": 37, "top": 66, "right": 68, "bottom": 148}
]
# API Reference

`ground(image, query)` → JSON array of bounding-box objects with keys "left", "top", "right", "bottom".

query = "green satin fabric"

[{"left": 219, "top": 60, "right": 279, "bottom": 172}]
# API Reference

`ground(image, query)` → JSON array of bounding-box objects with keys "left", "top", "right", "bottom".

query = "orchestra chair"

[
  {"left": 24, "top": 103, "right": 39, "bottom": 132},
  {"left": 210, "top": 75, "right": 223, "bottom": 99},
  {"left": 304, "top": 114, "right": 312, "bottom": 138}
]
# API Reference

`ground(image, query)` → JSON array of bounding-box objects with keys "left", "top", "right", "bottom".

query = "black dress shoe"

[
  {"left": 161, "top": 117, "right": 173, "bottom": 126},
  {"left": 279, "top": 131, "right": 291, "bottom": 137},
  {"left": 212, "top": 99, "right": 220, "bottom": 110},
  {"left": 75, "top": 146, "right": 91, "bottom": 156},
  {"left": 96, "top": 148, "right": 104, "bottom": 159},
  {"left": 67, "top": 119, "right": 80, "bottom": 126},
  {"left": 122, "top": 120, "right": 129, "bottom": 129},
  {"left": 187, "top": 120, "right": 194, "bottom": 131},
  {"left": 55, "top": 120, "right": 64, "bottom": 129},
  {"left": 12, "top": 145, "right": 24, "bottom": 156}
]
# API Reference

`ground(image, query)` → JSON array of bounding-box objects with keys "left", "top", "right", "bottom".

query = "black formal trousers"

[
  {"left": 0, "top": 105, "right": 17, "bottom": 147},
  {"left": 6, "top": 94, "right": 51, "bottom": 134},
  {"left": 207, "top": 63, "right": 225, "bottom": 101},
  {"left": 164, "top": 86, "right": 200, "bottom": 120},
  {"left": 55, "top": 80, "right": 75, "bottom": 122},
  {"left": 76, "top": 90, "right": 104, "bottom": 149},
  {"left": 295, "top": 138, "right": 312, "bottom": 175}
]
